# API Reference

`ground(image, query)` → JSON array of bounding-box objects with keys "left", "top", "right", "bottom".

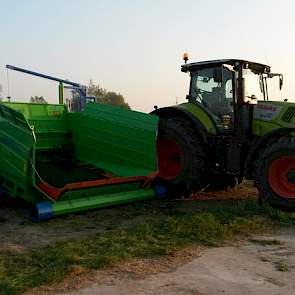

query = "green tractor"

[{"left": 154, "top": 57, "right": 295, "bottom": 210}]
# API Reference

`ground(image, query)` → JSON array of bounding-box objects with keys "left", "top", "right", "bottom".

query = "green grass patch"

[
  {"left": 275, "top": 261, "right": 289, "bottom": 272},
  {"left": 1, "top": 199, "right": 295, "bottom": 294}
]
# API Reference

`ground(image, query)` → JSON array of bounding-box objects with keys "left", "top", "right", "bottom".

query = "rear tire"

[
  {"left": 157, "top": 117, "right": 207, "bottom": 196},
  {"left": 255, "top": 136, "right": 295, "bottom": 211}
]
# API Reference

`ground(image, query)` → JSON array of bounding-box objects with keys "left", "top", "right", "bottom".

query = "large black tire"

[
  {"left": 157, "top": 117, "right": 207, "bottom": 196},
  {"left": 255, "top": 136, "right": 295, "bottom": 211}
]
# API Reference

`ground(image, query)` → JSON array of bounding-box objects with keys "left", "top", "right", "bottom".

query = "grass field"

[{"left": 1, "top": 190, "right": 295, "bottom": 295}]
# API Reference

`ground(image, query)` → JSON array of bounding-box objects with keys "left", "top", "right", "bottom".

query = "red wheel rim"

[
  {"left": 157, "top": 137, "right": 183, "bottom": 180},
  {"left": 268, "top": 156, "right": 295, "bottom": 199}
]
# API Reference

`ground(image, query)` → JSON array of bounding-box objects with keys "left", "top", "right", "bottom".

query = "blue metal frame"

[{"left": 5, "top": 64, "right": 95, "bottom": 111}]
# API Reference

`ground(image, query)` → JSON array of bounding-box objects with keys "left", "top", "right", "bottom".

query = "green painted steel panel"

[
  {"left": 3, "top": 102, "right": 66, "bottom": 118},
  {"left": 68, "top": 103, "right": 159, "bottom": 177},
  {"left": 3, "top": 102, "right": 69, "bottom": 150},
  {"left": 59, "top": 181, "right": 143, "bottom": 201},
  {"left": 252, "top": 100, "right": 295, "bottom": 137},
  {"left": 0, "top": 104, "right": 35, "bottom": 201},
  {"left": 53, "top": 188, "right": 155, "bottom": 216}
]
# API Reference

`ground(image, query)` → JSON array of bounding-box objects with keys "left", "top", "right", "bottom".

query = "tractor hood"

[{"left": 253, "top": 100, "right": 295, "bottom": 136}]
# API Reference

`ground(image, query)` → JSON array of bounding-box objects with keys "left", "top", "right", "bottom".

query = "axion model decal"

[{"left": 254, "top": 103, "right": 284, "bottom": 121}]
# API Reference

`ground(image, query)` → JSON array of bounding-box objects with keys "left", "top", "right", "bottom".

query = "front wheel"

[{"left": 255, "top": 136, "right": 295, "bottom": 211}]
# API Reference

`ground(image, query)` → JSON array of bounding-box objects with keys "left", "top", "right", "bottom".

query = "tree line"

[
  {"left": 30, "top": 81, "right": 130, "bottom": 109},
  {"left": 87, "top": 80, "right": 130, "bottom": 109}
]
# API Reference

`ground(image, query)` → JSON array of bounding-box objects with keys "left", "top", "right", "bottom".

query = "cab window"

[{"left": 190, "top": 66, "right": 234, "bottom": 117}]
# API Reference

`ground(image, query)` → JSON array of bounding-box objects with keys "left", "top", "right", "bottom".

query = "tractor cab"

[{"left": 182, "top": 58, "right": 283, "bottom": 133}]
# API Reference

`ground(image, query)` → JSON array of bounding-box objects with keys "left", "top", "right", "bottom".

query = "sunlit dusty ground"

[{"left": 64, "top": 229, "right": 295, "bottom": 295}]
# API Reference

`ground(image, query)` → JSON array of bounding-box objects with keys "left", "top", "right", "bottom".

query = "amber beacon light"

[{"left": 183, "top": 52, "right": 189, "bottom": 63}]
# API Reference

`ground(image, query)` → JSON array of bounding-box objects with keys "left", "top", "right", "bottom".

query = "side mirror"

[
  {"left": 268, "top": 73, "right": 283, "bottom": 90},
  {"left": 213, "top": 67, "right": 223, "bottom": 83},
  {"left": 279, "top": 74, "right": 283, "bottom": 90}
]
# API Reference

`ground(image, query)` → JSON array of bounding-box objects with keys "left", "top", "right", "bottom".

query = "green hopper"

[{"left": 0, "top": 102, "right": 165, "bottom": 221}]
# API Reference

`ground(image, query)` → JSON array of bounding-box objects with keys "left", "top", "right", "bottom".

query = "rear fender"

[{"left": 152, "top": 105, "right": 216, "bottom": 144}]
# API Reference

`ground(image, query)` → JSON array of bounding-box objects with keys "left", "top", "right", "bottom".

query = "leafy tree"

[
  {"left": 86, "top": 80, "right": 130, "bottom": 109},
  {"left": 87, "top": 80, "right": 107, "bottom": 100},
  {"left": 30, "top": 96, "right": 47, "bottom": 104}
]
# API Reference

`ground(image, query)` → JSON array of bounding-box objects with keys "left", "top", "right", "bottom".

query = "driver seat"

[{"left": 203, "top": 87, "right": 233, "bottom": 116}]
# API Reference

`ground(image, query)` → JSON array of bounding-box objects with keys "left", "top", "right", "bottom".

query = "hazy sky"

[{"left": 0, "top": 0, "right": 294, "bottom": 112}]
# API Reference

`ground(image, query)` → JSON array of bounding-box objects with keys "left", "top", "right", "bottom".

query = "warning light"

[{"left": 183, "top": 52, "right": 189, "bottom": 63}]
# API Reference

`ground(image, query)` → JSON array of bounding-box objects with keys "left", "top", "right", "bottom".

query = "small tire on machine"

[
  {"left": 255, "top": 136, "right": 295, "bottom": 211},
  {"left": 157, "top": 117, "right": 207, "bottom": 196}
]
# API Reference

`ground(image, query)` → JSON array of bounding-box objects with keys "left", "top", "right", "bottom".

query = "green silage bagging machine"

[
  {"left": 2, "top": 56, "right": 295, "bottom": 221},
  {"left": 0, "top": 65, "right": 166, "bottom": 221}
]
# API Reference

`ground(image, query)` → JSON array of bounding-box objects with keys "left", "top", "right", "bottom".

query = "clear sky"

[{"left": 0, "top": 0, "right": 294, "bottom": 112}]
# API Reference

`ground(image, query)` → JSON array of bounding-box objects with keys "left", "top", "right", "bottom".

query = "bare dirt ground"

[{"left": 64, "top": 229, "right": 295, "bottom": 295}]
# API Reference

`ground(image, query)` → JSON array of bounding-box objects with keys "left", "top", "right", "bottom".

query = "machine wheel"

[
  {"left": 255, "top": 136, "right": 295, "bottom": 211},
  {"left": 157, "top": 117, "right": 207, "bottom": 196}
]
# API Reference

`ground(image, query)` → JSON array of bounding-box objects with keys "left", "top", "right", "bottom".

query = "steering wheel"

[{"left": 198, "top": 89, "right": 211, "bottom": 94}]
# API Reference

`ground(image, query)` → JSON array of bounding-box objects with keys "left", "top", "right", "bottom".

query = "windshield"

[
  {"left": 243, "top": 68, "right": 264, "bottom": 101},
  {"left": 190, "top": 68, "right": 220, "bottom": 104},
  {"left": 190, "top": 66, "right": 234, "bottom": 116}
]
